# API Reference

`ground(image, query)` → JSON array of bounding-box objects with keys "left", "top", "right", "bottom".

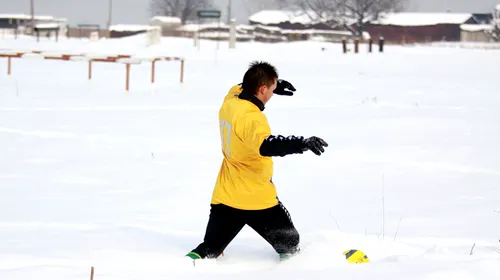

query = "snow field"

[{"left": 0, "top": 34, "right": 499, "bottom": 279}]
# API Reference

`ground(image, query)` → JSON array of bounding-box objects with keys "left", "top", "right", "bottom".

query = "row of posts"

[{"left": 342, "top": 37, "right": 385, "bottom": 53}]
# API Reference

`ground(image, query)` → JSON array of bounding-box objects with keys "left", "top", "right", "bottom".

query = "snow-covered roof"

[
  {"left": 280, "top": 29, "right": 352, "bottom": 36},
  {"left": 371, "top": 12, "right": 473, "bottom": 26},
  {"left": 109, "top": 24, "right": 158, "bottom": 32},
  {"left": 0, "top": 14, "right": 63, "bottom": 21},
  {"left": 236, "top": 24, "right": 255, "bottom": 31},
  {"left": 53, "top": 18, "right": 68, "bottom": 23},
  {"left": 248, "top": 10, "right": 321, "bottom": 25},
  {"left": 35, "top": 16, "right": 54, "bottom": 21},
  {"left": 254, "top": 24, "right": 282, "bottom": 32},
  {"left": 35, "top": 23, "right": 60, "bottom": 29},
  {"left": 150, "top": 16, "right": 181, "bottom": 24},
  {"left": 198, "top": 32, "right": 254, "bottom": 40},
  {"left": 177, "top": 23, "right": 229, "bottom": 32},
  {"left": 0, "top": 14, "right": 32, "bottom": 19},
  {"left": 460, "top": 24, "right": 494, "bottom": 31}
]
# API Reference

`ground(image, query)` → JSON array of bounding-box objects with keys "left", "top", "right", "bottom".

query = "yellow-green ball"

[{"left": 343, "top": 249, "right": 370, "bottom": 264}]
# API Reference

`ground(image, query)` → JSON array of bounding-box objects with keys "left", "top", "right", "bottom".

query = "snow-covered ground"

[{"left": 1, "top": 35, "right": 500, "bottom": 279}]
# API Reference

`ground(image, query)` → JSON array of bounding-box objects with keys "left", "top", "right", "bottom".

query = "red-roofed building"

[{"left": 364, "top": 12, "right": 492, "bottom": 43}]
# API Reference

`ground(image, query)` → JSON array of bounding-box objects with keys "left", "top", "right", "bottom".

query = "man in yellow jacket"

[{"left": 186, "top": 61, "right": 328, "bottom": 262}]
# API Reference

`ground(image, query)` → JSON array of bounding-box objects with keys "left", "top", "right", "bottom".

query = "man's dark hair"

[{"left": 241, "top": 61, "right": 278, "bottom": 95}]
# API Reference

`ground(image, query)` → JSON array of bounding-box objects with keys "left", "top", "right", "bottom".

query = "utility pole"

[
  {"left": 30, "top": 0, "right": 35, "bottom": 35},
  {"left": 227, "top": 0, "right": 232, "bottom": 24},
  {"left": 107, "top": 0, "right": 113, "bottom": 29}
]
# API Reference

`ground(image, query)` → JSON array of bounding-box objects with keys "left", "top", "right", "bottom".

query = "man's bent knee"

[{"left": 273, "top": 228, "right": 300, "bottom": 254}]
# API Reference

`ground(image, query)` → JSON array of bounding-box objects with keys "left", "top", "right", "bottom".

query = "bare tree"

[
  {"left": 290, "top": 0, "right": 339, "bottom": 19},
  {"left": 489, "top": 5, "right": 500, "bottom": 41},
  {"left": 289, "top": 0, "right": 341, "bottom": 24},
  {"left": 493, "top": 24, "right": 500, "bottom": 42},
  {"left": 489, "top": 24, "right": 500, "bottom": 42},
  {"left": 149, "top": 0, "right": 214, "bottom": 24},
  {"left": 342, "top": 0, "right": 407, "bottom": 36},
  {"left": 287, "top": 0, "right": 407, "bottom": 34},
  {"left": 245, "top": 0, "right": 343, "bottom": 27}
]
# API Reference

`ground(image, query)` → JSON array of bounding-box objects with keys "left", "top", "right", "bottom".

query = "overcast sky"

[{"left": 0, "top": 0, "right": 498, "bottom": 27}]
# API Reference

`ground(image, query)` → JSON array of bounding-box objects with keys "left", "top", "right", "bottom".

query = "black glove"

[
  {"left": 274, "top": 79, "right": 296, "bottom": 96},
  {"left": 303, "top": 136, "right": 328, "bottom": 156}
]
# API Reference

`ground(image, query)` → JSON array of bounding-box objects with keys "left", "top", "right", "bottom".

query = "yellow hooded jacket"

[{"left": 210, "top": 84, "right": 278, "bottom": 210}]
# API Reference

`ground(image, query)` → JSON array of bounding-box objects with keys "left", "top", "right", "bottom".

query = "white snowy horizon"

[{"left": 0, "top": 34, "right": 499, "bottom": 279}]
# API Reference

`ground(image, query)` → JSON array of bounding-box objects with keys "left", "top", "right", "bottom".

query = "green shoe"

[
  {"left": 279, "top": 253, "right": 296, "bottom": 262},
  {"left": 186, "top": 251, "right": 201, "bottom": 260},
  {"left": 279, "top": 248, "right": 300, "bottom": 262}
]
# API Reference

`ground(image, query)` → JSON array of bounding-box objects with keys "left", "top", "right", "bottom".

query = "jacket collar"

[{"left": 238, "top": 90, "right": 265, "bottom": 111}]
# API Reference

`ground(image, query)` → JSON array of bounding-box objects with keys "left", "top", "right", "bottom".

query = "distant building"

[
  {"left": 248, "top": 10, "right": 340, "bottom": 30},
  {"left": 460, "top": 24, "right": 494, "bottom": 42},
  {"left": 0, "top": 14, "right": 67, "bottom": 36},
  {"left": 247, "top": 10, "right": 359, "bottom": 42},
  {"left": 67, "top": 24, "right": 109, "bottom": 39},
  {"left": 469, "top": 13, "right": 494, "bottom": 25},
  {"left": 150, "top": 16, "right": 182, "bottom": 36},
  {"left": 175, "top": 22, "right": 254, "bottom": 42},
  {"left": 109, "top": 24, "right": 157, "bottom": 38},
  {"left": 364, "top": 12, "right": 490, "bottom": 43},
  {"left": 461, "top": 12, "right": 495, "bottom": 42}
]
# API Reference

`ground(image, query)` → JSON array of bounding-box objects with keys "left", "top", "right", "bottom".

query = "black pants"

[{"left": 190, "top": 202, "right": 300, "bottom": 259}]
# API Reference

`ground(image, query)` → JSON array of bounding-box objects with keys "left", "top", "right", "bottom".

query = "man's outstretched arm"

[
  {"left": 242, "top": 112, "right": 328, "bottom": 157},
  {"left": 260, "top": 135, "right": 328, "bottom": 157}
]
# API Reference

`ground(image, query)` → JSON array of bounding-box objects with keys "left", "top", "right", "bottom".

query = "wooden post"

[
  {"left": 368, "top": 39, "right": 373, "bottom": 53},
  {"left": 152, "top": 59, "right": 156, "bottom": 84},
  {"left": 88, "top": 60, "right": 92, "bottom": 80},
  {"left": 126, "top": 63, "right": 131, "bottom": 92},
  {"left": 180, "top": 59, "right": 184, "bottom": 84},
  {"left": 342, "top": 39, "right": 347, "bottom": 53},
  {"left": 379, "top": 37, "right": 384, "bottom": 53},
  {"left": 7, "top": 56, "right": 12, "bottom": 76},
  {"left": 90, "top": 266, "right": 94, "bottom": 280},
  {"left": 354, "top": 39, "right": 359, "bottom": 53}
]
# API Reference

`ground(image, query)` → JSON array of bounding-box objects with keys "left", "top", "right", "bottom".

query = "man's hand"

[
  {"left": 303, "top": 136, "right": 328, "bottom": 156},
  {"left": 274, "top": 79, "right": 296, "bottom": 96}
]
